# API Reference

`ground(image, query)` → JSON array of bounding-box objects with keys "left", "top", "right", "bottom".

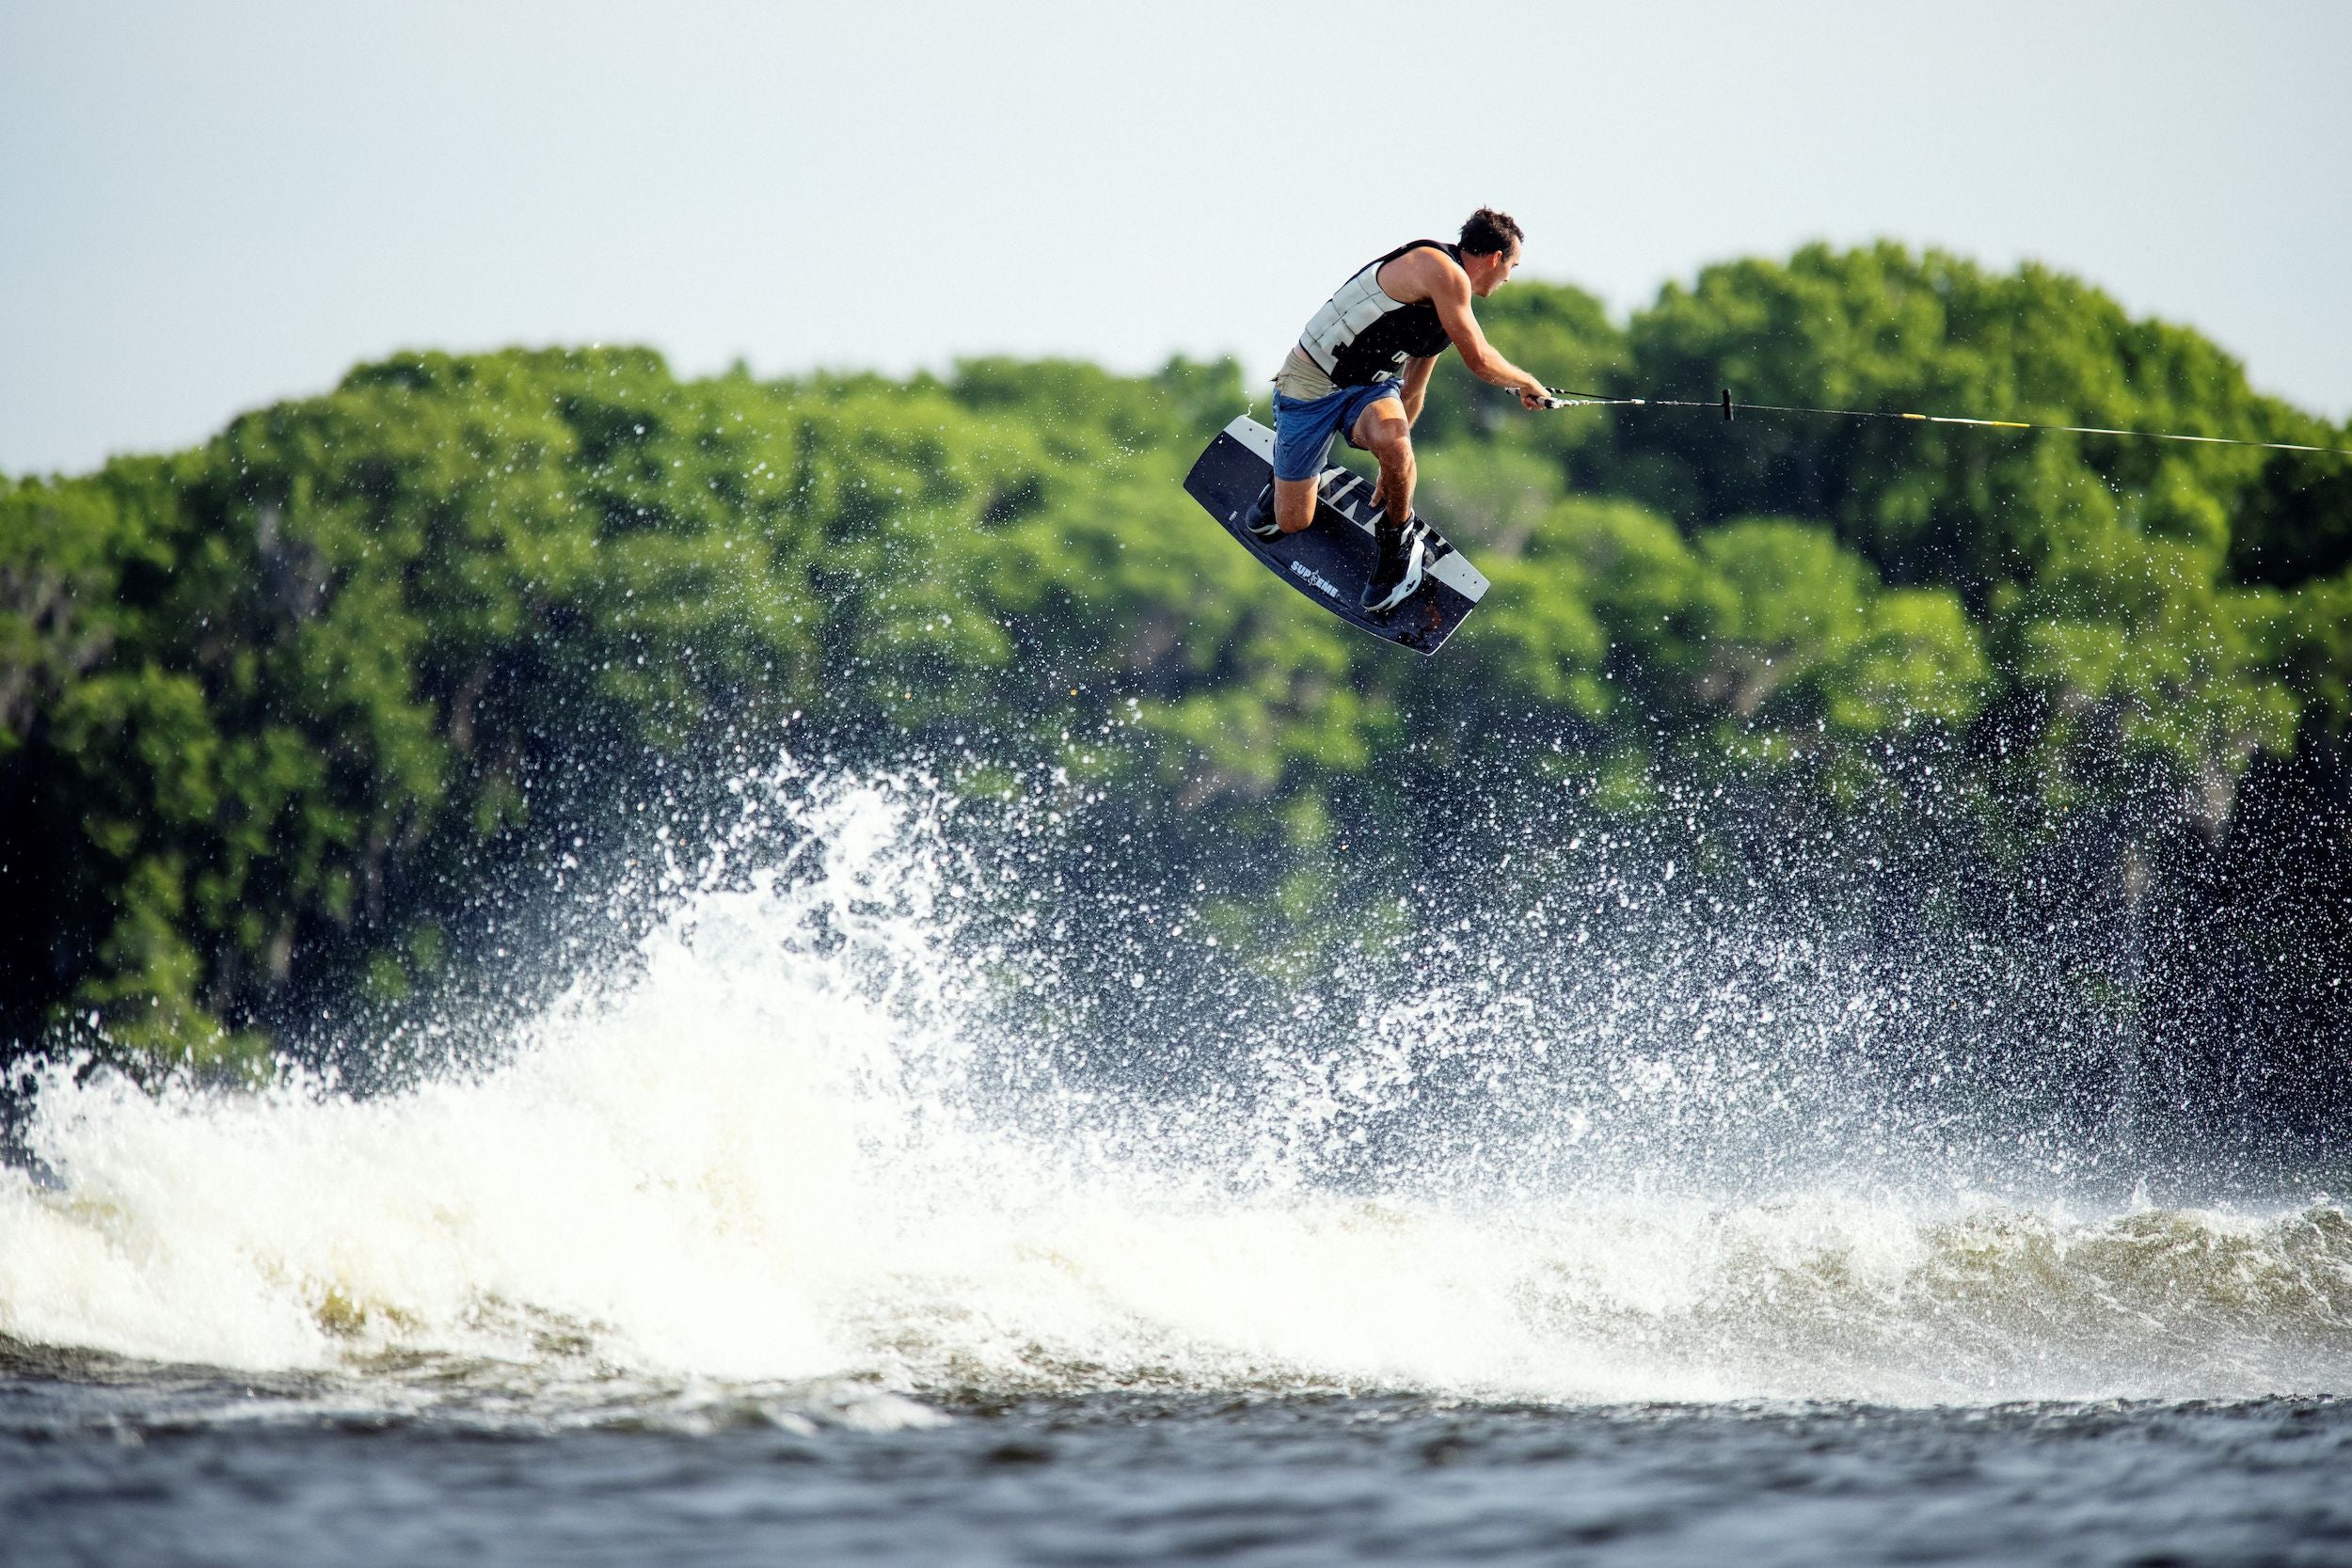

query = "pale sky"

[{"left": 4, "top": 0, "right": 2348, "bottom": 476}]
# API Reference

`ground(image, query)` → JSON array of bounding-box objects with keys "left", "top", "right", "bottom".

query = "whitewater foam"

[{"left": 4, "top": 765, "right": 2348, "bottom": 1410}]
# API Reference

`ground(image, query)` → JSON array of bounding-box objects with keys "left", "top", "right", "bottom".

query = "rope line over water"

[{"left": 1538, "top": 387, "right": 2352, "bottom": 458}]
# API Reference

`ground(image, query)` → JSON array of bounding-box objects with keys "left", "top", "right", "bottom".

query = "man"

[{"left": 1245, "top": 208, "right": 1552, "bottom": 612}]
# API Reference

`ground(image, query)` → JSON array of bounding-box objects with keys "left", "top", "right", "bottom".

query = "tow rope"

[{"left": 1537, "top": 387, "right": 2352, "bottom": 458}]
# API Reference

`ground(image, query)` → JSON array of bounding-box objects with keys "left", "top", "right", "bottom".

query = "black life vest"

[{"left": 1296, "top": 241, "right": 1462, "bottom": 387}]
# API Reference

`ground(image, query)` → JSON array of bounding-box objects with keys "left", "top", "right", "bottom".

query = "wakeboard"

[{"left": 1183, "top": 415, "right": 1489, "bottom": 657}]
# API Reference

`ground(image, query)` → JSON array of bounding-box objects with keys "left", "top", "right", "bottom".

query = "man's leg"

[
  {"left": 1351, "top": 398, "right": 1415, "bottom": 521},
  {"left": 1350, "top": 396, "right": 1429, "bottom": 613},
  {"left": 1257, "top": 396, "right": 1339, "bottom": 536},
  {"left": 1270, "top": 475, "right": 1322, "bottom": 534}
]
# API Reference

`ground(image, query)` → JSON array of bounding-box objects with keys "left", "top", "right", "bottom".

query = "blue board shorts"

[{"left": 1270, "top": 382, "right": 1404, "bottom": 482}]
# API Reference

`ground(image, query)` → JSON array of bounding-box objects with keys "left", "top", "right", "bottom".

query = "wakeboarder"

[{"left": 1244, "top": 208, "right": 1553, "bottom": 612}]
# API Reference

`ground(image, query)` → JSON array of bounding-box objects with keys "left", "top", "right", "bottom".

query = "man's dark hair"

[{"left": 1459, "top": 207, "right": 1524, "bottom": 257}]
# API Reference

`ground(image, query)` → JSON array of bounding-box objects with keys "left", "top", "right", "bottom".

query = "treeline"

[{"left": 2, "top": 242, "right": 2347, "bottom": 1084}]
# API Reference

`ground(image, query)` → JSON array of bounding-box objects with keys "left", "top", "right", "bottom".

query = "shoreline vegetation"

[{"left": 2, "top": 241, "right": 2347, "bottom": 1106}]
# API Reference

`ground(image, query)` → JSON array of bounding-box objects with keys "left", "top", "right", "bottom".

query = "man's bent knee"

[{"left": 1353, "top": 408, "right": 1411, "bottom": 457}]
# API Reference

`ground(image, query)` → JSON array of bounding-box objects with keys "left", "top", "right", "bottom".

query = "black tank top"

[{"left": 1297, "top": 241, "right": 1462, "bottom": 387}]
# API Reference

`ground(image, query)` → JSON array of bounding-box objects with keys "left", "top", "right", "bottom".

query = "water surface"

[{"left": 5, "top": 767, "right": 2346, "bottom": 1563}]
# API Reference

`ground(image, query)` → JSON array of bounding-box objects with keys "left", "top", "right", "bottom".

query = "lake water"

[
  {"left": 7, "top": 1371, "right": 2350, "bottom": 1566},
  {"left": 5, "top": 766, "right": 2347, "bottom": 1564}
]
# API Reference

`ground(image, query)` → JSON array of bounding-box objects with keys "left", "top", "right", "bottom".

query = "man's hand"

[{"left": 1515, "top": 382, "right": 1550, "bottom": 411}]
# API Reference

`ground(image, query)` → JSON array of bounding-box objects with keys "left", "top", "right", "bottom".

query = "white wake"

[{"left": 4, "top": 766, "right": 2348, "bottom": 1410}]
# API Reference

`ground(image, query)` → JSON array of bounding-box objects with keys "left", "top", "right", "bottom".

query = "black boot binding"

[
  {"left": 1360, "top": 512, "right": 1429, "bottom": 613},
  {"left": 1242, "top": 483, "right": 1280, "bottom": 539}
]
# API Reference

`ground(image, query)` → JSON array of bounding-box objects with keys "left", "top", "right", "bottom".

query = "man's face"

[{"left": 1470, "top": 242, "right": 1523, "bottom": 298}]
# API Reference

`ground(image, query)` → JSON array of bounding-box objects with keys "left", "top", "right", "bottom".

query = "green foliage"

[
  {"left": 1445, "top": 498, "right": 1989, "bottom": 772},
  {"left": 1608, "top": 243, "right": 2338, "bottom": 598},
  {"left": 1994, "top": 536, "right": 2298, "bottom": 807},
  {"left": 2280, "top": 567, "right": 2352, "bottom": 736},
  {"left": 2, "top": 240, "right": 2347, "bottom": 1066}
]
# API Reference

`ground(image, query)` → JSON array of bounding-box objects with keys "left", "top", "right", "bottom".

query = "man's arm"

[
  {"left": 1419, "top": 257, "right": 1549, "bottom": 409},
  {"left": 1398, "top": 356, "right": 1438, "bottom": 424}
]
